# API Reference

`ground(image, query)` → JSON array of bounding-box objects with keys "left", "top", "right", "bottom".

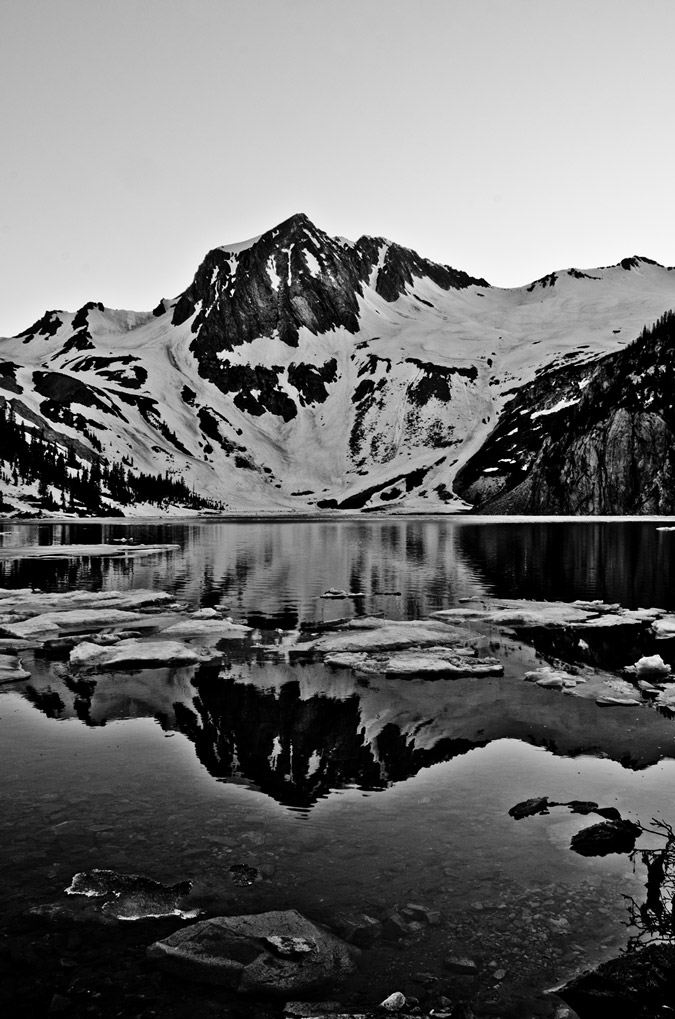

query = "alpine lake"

[{"left": 2, "top": 516, "right": 675, "bottom": 1019}]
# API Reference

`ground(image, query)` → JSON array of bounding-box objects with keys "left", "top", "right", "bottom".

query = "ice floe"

[
  {"left": 161, "top": 619, "right": 252, "bottom": 638},
  {"left": 0, "top": 609, "right": 154, "bottom": 639},
  {"left": 0, "top": 543, "right": 180, "bottom": 560},
  {"left": 635, "top": 653, "right": 671, "bottom": 676},
  {"left": 295, "top": 617, "right": 502, "bottom": 679},
  {"left": 70, "top": 639, "right": 216, "bottom": 670}
]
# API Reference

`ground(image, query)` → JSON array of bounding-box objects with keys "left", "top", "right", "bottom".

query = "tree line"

[{"left": 0, "top": 403, "right": 221, "bottom": 514}]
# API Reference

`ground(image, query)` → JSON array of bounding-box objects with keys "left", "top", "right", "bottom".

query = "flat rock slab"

[
  {"left": 326, "top": 647, "right": 502, "bottom": 678},
  {"left": 300, "top": 620, "right": 481, "bottom": 656},
  {"left": 433, "top": 599, "right": 597, "bottom": 628},
  {"left": 0, "top": 543, "right": 180, "bottom": 559},
  {"left": 70, "top": 638, "right": 214, "bottom": 670},
  {"left": 0, "top": 653, "right": 30, "bottom": 684},
  {"left": 0, "top": 588, "right": 175, "bottom": 617},
  {"left": 1, "top": 608, "right": 154, "bottom": 639},
  {"left": 432, "top": 597, "right": 667, "bottom": 634},
  {"left": 161, "top": 619, "right": 252, "bottom": 638},
  {"left": 147, "top": 908, "right": 357, "bottom": 993}
]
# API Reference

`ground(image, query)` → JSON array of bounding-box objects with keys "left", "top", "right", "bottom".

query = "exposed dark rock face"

[
  {"left": 33, "top": 371, "right": 126, "bottom": 420},
  {"left": 0, "top": 362, "right": 22, "bottom": 394},
  {"left": 287, "top": 358, "right": 338, "bottom": 407},
  {"left": 456, "top": 310, "right": 675, "bottom": 514},
  {"left": 354, "top": 235, "right": 489, "bottom": 302},
  {"left": 15, "top": 309, "right": 63, "bottom": 340},
  {"left": 171, "top": 213, "right": 487, "bottom": 403},
  {"left": 197, "top": 406, "right": 247, "bottom": 456},
  {"left": 172, "top": 214, "right": 365, "bottom": 361},
  {"left": 70, "top": 355, "right": 147, "bottom": 389},
  {"left": 218, "top": 362, "right": 297, "bottom": 421},
  {"left": 406, "top": 358, "right": 478, "bottom": 406},
  {"left": 322, "top": 461, "right": 439, "bottom": 511},
  {"left": 71, "top": 302, "right": 105, "bottom": 331}
]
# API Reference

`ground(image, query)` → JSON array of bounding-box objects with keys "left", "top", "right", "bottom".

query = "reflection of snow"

[
  {"left": 306, "top": 750, "right": 321, "bottom": 776},
  {"left": 269, "top": 735, "right": 283, "bottom": 769}
]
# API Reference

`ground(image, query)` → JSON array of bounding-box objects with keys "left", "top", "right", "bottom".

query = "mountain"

[{"left": 1, "top": 214, "right": 675, "bottom": 516}]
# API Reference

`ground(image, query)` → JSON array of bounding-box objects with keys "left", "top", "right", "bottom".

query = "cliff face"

[{"left": 455, "top": 311, "right": 675, "bottom": 514}]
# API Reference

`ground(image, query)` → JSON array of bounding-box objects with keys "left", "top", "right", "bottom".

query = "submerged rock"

[
  {"left": 444, "top": 956, "right": 479, "bottom": 975},
  {"left": 328, "top": 911, "right": 383, "bottom": 947},
  {"left": 229, "top": 863, "right": 259, "bottom": 887},
  {"left": 146, "top": 908, "right": 357, "bottom": 993},
  {"left": 66, "top": 868, "right": 196, "bottom": 920},
  {"left": 379, "top": 991, "right": 406, "bottom": 1010}
]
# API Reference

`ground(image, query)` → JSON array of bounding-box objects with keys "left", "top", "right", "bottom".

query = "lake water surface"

[{"left": 2, "top": 517, "right": 675, "bottom": 1016}]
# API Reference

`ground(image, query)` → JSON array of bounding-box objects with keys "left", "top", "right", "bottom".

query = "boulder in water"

[
  {"left": 147, "top": 908, "right": 357, "bottom": 993},
  {"left": 570, "top": 819, "right": 641, "bottom": 857}
]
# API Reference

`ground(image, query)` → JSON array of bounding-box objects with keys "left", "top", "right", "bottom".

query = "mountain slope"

[
  {"left": 1, "top": 215, "right": 674, "bottom": 516},
  {"left": 455, "top": 310, "right": 675, "bottom": 513}
]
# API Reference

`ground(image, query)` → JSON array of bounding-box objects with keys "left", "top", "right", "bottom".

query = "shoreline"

[{"left": 3, "top": 511, "right": 675, "bottom": 526}]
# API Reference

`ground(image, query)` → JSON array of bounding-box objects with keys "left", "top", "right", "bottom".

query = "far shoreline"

[{"left": 3, "top": 511, "right": 675, "bottom": 526}]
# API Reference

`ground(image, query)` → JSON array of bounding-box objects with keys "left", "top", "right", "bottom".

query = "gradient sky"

[{"left": 2, "top": 0, "right": 674, "bottom": 336}]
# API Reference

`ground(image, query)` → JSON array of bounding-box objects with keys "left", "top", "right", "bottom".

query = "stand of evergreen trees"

[{"left": 0, "top": 403, "right": 222, "bottom": 514}]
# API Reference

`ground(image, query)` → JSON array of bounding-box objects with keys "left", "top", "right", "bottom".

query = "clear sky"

[{"left": 2, "top": 0, "right": 674, "bottom": 336}]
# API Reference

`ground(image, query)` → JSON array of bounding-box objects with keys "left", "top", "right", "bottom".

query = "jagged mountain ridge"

[{"left": 1, "top": 213, "right": 675, "bottom": 515}]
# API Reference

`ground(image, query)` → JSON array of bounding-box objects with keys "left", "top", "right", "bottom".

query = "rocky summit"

[{"left": 2, "top": 215, "right": 675, "bottom": 516}]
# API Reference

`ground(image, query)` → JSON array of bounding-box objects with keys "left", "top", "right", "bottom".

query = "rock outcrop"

[{"left": 147, "top": 909, "right": 357, "bottom": 993}]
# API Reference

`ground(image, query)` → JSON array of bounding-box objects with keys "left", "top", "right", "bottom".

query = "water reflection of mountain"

[
  {"left": 20, "top": 654, "right": 675, "bottom": 810},
  {"left": 0, "top": 520, "right": 488, "bottom": 622},
  {"left": 4, "top": 519, "right": 675, "bottom": 622},
  {"left": 174, "top": 669, "right": 483, "bottom": 809}
]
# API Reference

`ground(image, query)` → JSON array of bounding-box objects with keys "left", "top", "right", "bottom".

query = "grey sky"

[{"left": 2, "top": 0, "right": 674, "bottom": 335}]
